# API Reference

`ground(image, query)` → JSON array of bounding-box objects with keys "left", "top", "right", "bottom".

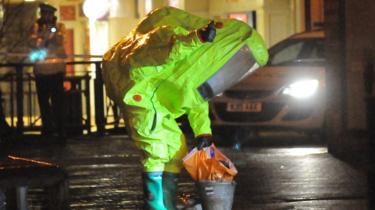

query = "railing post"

[
  {"left": 94, "top": 62, "right": 105, "bottom": 136},
  {"left": 10, "top": 73, "right": 15, "bottom": 127},
  {"left": 15, "top": 65, "right": 24, "bottom": 132},
  {"left": 85, "top": 74, "right": 91, "bottom": 134}
]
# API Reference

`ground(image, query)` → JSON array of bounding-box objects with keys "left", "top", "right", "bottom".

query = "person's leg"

[
  {"left": 138, "top": 137, "right": 169, "bottom": 210},
  {"left": 123, "top": 107, "right": 169, "bottom": 210},
  {"left": 162, "top": 172, "right": 178, "bottom": 210},
  {"left": 0, "top": 90, "right": 11, "bottom": 133},
  {"left": 0, "top": 90, "right": 13, "bottom": 147},
  {"left": 50, "top": 73, "right": 65, "bottom": 139},
  {"left": 142, "top": 172, "right": 166, "bottom": 210},
  {"left": 135, "top": 113, "right": 187, "bottom": 209},
  {"left": 163, "top": 119, "right": 187, "bottom": 210},
  {"left": 124, "top": 106, "right": 187, "bottom": 210},
  {"left": 35, "top": 75, "right": 53, "bottom": 135}
]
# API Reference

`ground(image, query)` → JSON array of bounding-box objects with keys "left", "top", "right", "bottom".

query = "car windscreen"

[{"left": 268, "top": 38, "right": 325, "bottom": 66}]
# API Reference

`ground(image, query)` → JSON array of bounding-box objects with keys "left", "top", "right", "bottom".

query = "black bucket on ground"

[{"left": 196, "top": 181, "right": 236, "bottom": 210}]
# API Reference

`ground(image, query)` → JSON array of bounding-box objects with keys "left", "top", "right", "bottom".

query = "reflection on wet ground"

[
  {"left": 4, "top": 135, "right": 198, "bottom": 209},
  {"left": 2, "top": 134, "right": 368, "bottom": 209}
]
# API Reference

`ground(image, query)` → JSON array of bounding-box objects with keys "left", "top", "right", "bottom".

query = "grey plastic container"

[{"left": 196, "top": 181, "right": 236, "bottom": 210}]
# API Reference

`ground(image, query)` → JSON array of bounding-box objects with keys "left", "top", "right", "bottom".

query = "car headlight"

[{"left": 282, "top": 79, "right": 319, "bottom": 99}]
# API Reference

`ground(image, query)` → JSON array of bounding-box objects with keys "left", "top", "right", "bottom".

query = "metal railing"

[{"left": 0, "top": 60, "right": 124, "bottom": 136}]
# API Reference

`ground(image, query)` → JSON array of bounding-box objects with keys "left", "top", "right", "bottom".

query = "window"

[
  {"left": 309, "top": 39, "right": 325, "bottom": 59},
  {"left": 269, "top": 38, "right": 325, "bottom": 65},
  {"left": 270, "top": 41, "right": 305, "bottom": 65}
]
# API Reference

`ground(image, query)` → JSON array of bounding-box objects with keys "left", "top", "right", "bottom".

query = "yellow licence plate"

[{"left": 226, "top": 102, "right": 262, "bottom": 112}]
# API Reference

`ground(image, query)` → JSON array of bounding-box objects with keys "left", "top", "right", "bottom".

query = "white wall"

[
  {"left": 208, "top": 0, "right": 263, "bottom": 16},
  {"left": 206, "top": 0, "right": 304, "bottom": 47},
  {"left": 41, "top": 0, "right": 305, "bottom": 53},
  {"left": 208, "top": 0, "right": 265, "bottom": 38},
  {"left": 345, "top": 0, "right": 375, "bottom": 130},
  {"left": 108, "top": 0, "right": 140, "bottom": 46},
  {"left": 185, "top": 0, "right": 209, "bottom": 17},
  {"left": 263, "top": 0, "right": 293, "bottom": 46}
]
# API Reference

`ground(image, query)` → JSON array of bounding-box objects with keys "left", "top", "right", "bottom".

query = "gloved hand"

[
  {"left": 198, "top": 21, "right": 216, "bottom": 42},
  {"left": 195, "top": 134, "right": 213, "bottom": 150}
]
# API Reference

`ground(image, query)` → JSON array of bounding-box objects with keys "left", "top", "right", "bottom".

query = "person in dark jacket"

[{"left": 29, "top": 3, "right": 66, "bottom": 140}]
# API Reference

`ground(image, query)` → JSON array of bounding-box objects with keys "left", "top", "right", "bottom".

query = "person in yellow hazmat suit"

[{"left": 102, "top": 7, "right": 268, "bottom": 210}]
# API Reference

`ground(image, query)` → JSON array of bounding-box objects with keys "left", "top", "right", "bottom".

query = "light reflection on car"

[{"left": 210, "top": 30, "right": 326, "bottom": 145}]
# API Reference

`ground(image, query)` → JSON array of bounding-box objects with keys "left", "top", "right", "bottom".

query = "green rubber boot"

[
  {"left": 143, "top": 172, "right": 167, "bottom": 210},
  {"left": 162, "top": 172, "right": 178, "bottom": 210}
]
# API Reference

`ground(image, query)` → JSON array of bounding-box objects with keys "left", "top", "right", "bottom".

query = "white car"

[{"left": 210, "top": 30, "right": 326, "bottom": 143}]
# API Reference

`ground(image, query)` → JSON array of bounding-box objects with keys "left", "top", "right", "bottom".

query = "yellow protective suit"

[{"left": 102, "top": 7, "right": 268, "bottom": 173}]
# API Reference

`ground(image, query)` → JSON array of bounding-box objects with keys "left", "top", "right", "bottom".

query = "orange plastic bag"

[{"left": 183, "top": 144, "right": 237, "bottom": 181}]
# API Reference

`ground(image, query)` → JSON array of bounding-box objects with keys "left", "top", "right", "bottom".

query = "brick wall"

[
  {"left": 325, "top": 0, "right": 375, "bottom": 159},
  {"left": 324, "top": 0, "right": 347, "bottom": 155},
  {"left": 345, "top": 0, "right": 375, "bottom": 130}
]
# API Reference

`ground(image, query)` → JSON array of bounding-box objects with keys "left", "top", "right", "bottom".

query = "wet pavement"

[{"left": 1, "top": 134, "right": 368, "bottom": 210}]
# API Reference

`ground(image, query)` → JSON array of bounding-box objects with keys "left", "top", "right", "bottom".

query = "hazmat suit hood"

[{"left": 102, "top": 6, "right": 268, "bottom": 118}]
